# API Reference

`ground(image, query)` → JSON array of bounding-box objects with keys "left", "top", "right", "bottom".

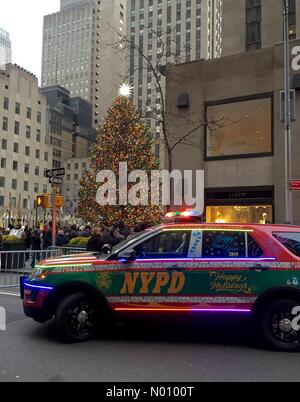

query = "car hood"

[{"left": 35, "top": 253, "right": 104, "bottom": 268}]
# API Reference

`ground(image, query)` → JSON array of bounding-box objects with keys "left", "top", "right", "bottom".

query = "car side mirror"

[
  {"left": 102, "top": 244, "right": 112, "bottom": 255},
  {"left": 118, "top": 250, "right": 136, "bottom": 263}
]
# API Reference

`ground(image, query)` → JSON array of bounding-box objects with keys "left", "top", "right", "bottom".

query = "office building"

[
  {"left": 0, "top": 28, "right": 12, "bottom": 67},
  {"left": 62, "top": 157, "right": 90, "bottom": 218},
  {"left": 165, "top": 40, "right": 300, "bottom": 225},
  {"left": 0, "top": 64, "right": 53, "bottom": 226},
  {"left": 42, "top": 0, "right": 127, "bottom": 125},
  {"left": 40, "top": 85, "right": 96, "bottom": 169},
  {"left": 222, "top": 0, "right": 300, "bottom": 57},
  {"left": 127, "top": 0, "right": 223, "bottom": 158}
]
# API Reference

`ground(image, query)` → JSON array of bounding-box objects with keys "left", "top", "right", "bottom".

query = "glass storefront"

[
  {"left": 205, "top": 187, "right": 274, "bottom": 224},
  {"left": 206, "top": 205, "right": 273, "bottom": 224}
]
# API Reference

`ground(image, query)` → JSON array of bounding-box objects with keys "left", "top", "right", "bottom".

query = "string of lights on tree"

[{"left": 79, "top": 90, "right": 163, "bottom": 227}]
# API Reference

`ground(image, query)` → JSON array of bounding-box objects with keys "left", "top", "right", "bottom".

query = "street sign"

[
  {"left": 49, "top": 176, "right": 63, "bottom": 185},
  {"left": 46, "top": 168, "right": 65, "bottom": 178},
  {"left": 290, "top": 180, "right": 300, "bottom": 191}
]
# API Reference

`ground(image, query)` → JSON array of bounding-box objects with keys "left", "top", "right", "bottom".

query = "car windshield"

[{"left": 109, "top": 229, "right": 157, "bottom": 256}]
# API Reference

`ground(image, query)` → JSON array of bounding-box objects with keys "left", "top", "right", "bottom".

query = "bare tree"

[{"left": 111, "top": 26, "right": 226, "bottom": 173}]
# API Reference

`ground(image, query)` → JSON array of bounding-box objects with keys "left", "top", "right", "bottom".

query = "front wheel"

[
  {"left": 55, "top": 293, "right": 100, "bottom": 342},
  {"left": 258, "top": 299, "right": 300, "bottom": 352}
]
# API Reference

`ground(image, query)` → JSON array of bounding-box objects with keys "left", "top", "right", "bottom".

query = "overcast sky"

[{"left": 0, "top": 0, "right": 60, "bottom": 83}]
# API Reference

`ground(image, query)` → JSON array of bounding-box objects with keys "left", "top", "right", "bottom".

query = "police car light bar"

[{"left": 163, "top": 210, "right": 203, "bottom": 223}]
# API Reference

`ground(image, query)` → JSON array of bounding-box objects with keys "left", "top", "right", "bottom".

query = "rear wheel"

[
  {"left": 55, "top": 293, "right": 101, "bottom": 342},
  {"left": 258, "top": 299, "right": 300, "bottom": 352}
]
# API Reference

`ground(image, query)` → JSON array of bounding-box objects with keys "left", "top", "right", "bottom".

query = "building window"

[
  {"left": 25, "top": 146, "right": 30, "bottom": 156},
  {"left": 23, "top": 199, "right": 29, "bottom": 209},
  {"left": 245, "top": 0, "right": 261, "bottom": 51},
  {"left": 14, "top": 121, "right": 20, "bottom": 135},
  {"left": 1, "top": 158, "right": 6, "bottom": 168},
  {"left": 24, "top": 181, "right": 29, "bottom": 192},
  {"left": 35, "top": 166, "right": 39, "bottom": 176},
  {"left": 205, "top": 94, "right": 273, "bottom": 160},
  {"left": 3, "top": 117, "right": 8, "bottom": 131},
  {"left": 44, "top": 152, "right": 48, "bottom": 161},
  {"left": 0, "top": 177, "right": 5, "bottom": 187},
  {"left": 34, "top": 183, "right": 39, "bottom": 193},
  {"left": 24, "top": 164, "right": 29, "bottom": 174},
  {"left": 0, "top": 196, "right": 4, "bottom": 207},
  {"left": 27, "top": 107, "right": 32, "bottom": 119},
  {"left": 26, "top": 126, "right": 31, "bottom": 139},
  {"left": 288, "top": 0, "right": 296, "bottom": 39},
  {"left": 206, "top": 205, "right": 273, "bottom": 225},
  {"left": 13, "top": 161, "right": 18, "bottom": 171},
  {"left": 12, "top": 179, "right": 17, "bottom": 190},
  {"left": 2, "top": 139, "right": 7, "bottom": 150},
  {"left": 36, "top": 129, "right": 41, "bottom": 142},
  {"left": 36, "top": 150, "right": 40, "bottom": 159},
  {"left": 3, "top": 97, "right": 9, "bottom": 110},
  {"left": 37, "top": 111, "right": 41, "bottom": 123},
  {"left": 205, "top": 187, "right": 274, "bottom": 224},
  {"left": 13, "top": 143, "right": 19, "bottom": 153},
  {"left": 15, "top": 102, "right": 20, "bottom": 115}
]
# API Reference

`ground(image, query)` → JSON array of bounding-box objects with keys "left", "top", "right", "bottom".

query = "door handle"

[
  {"left": 249, "top": 265, "right": 269, "bottom": 272},
  {"left": 167, "top": 265, "right": 186, "bottom": 271}
]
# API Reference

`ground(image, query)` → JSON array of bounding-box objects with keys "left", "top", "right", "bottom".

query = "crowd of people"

[{"left": 0, "top": 220, "right": 150, "bottom": 252}]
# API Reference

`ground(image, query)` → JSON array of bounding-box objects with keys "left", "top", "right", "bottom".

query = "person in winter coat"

[
  {"left": 87, "top": 228, "right": 104, "bottom": 252},
  {"left": 56, "top": 230, "right": 68, "bottom": 247},
  {"left": 31, "top": 228, "right": 41, "bottom": 250}
]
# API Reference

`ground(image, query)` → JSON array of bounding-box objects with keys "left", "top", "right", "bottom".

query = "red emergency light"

[{"left": 163, "top": 210, "right": 203, "bottom": 223}]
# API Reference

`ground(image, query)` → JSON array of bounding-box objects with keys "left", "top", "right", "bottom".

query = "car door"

[
  {"left": 109, "top": 229, "right": 193, "bottom": 311},
  {"left": 188, "top": 229, "right": 277, "bottom": 311}
]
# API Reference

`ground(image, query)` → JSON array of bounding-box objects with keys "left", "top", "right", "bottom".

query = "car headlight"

[{"left": 30, "top": 269, "right": 51, "bottom": 280}]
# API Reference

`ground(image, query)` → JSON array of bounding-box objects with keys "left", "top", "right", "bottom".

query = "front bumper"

[{"left": 21, "top": 277, "right": 54, "bottom": 323}]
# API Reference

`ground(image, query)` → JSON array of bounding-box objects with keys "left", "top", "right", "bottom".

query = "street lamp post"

[{"left": 283, "top": 0, "right": 293, "bottom": 224}]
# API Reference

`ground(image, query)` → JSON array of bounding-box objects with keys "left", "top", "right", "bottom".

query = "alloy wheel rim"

[
  {"left": 68, "top": 302, "right": 96, "bottom": 336},
  {"left": 270, "top": 306, "right": 300, "bottom": 345}
]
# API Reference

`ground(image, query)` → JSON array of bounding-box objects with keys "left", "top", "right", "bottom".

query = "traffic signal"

[
  {"left": 36, "top": 194, "right": 64, "bottom": 209},
  {"left": 36, "top": 194, "right": 52, "bottom": 209},
  {"left": 56, "top": 196, "right": 64, "bottom": 208}
]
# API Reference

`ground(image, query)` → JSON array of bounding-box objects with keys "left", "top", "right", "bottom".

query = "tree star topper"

[{"left": 119, "top": 83, "right": 133, "bottom": 98}]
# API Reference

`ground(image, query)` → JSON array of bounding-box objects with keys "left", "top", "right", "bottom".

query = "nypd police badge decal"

[{"left": 96, "top": 272, "right": 113, "bottom": 293}]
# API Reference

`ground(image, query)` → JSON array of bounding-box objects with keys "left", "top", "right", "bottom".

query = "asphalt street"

[{"left": 1, "top": 292, "right": 300, "bottom": 382}]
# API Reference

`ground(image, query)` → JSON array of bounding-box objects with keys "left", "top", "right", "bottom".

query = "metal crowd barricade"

[{"left": 0, "top": 246, "right": 88, "bottom": 289}]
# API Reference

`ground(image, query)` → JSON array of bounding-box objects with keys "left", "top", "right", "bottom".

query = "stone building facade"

[{"left": 165, "top": 40, "right": 300, "bottom": 225}]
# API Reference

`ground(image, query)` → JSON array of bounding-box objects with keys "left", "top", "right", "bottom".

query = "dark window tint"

[
  {"left": 247, "top": 234, "right": 264, "bottom": 257},
  {"left": 246, "top": 0, "right": 261, "bottom": 50},
  {"left": 134, "top": 231, "right": 191, "bottom": 259},
  {"left": 273, "top": 232, "right": 300, "bottom": 257},
  {"left": 202, "top": 231, "right": 246, "bottom": 258}
]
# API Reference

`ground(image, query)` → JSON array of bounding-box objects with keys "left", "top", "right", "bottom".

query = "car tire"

[
  {"left": 257, "top": 299, "right": 300, "bottom": 352},
  {"left": 55, "top": 293, "right": 101, "bottom": 342}
]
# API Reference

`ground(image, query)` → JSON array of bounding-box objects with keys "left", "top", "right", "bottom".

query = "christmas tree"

[{"left": 79, "top": 96, "right": 163, "bottom": 227}]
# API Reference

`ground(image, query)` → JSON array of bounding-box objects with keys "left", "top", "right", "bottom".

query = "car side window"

[
  {"left": 247, "top": 234, "right": 264, "bottom": 258},
  {"left": 133, "top": 231, "right": 191, "bottom": 259},
  {"left": 202, "top": 231, "right": 246, "bottom": 258}
]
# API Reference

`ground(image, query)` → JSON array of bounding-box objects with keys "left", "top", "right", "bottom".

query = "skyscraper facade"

[
  {"left": 222, "top": 0, "right": 300, "bottom": 57},
  {"left": 42, "top": 0, "right": 127, "bottom": 125},
  {"left": 127, "top": 0, "right": 223, "bottom": 158},
  {"left": 0, "top": 28, "right": 12, "bottom": 67}
]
